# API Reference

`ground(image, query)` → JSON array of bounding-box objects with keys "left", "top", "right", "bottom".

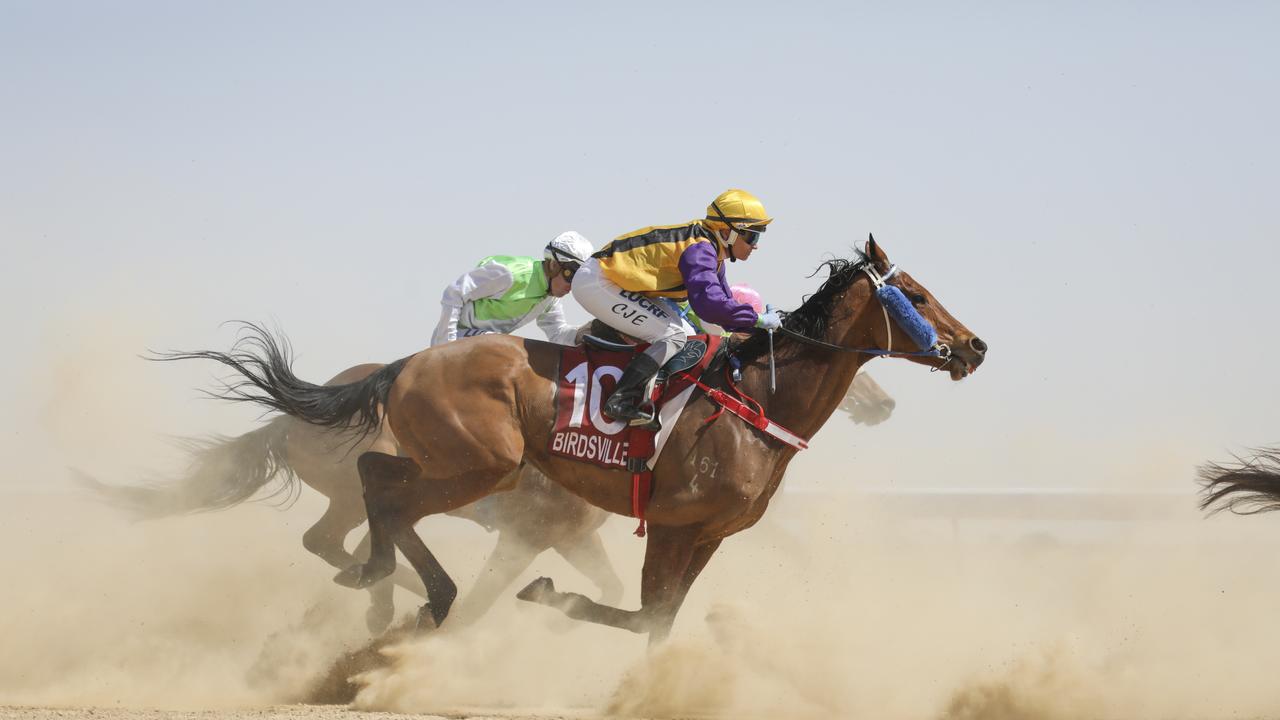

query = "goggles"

[
  {"left": 559, "top": 262, "right": 581, "bottom": 281},
  {"left": 737, "top": 225, "right": 765, "bottom": 247},
  {"left": 546, "top": 245, "right": 586, "bottom": 281}
]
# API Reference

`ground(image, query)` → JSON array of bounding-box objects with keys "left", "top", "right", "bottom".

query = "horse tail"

[
  {"left": 77, "top": 417, "right": 296, "bottom": 519},
  {"left": 153, "top": 322, "right": 411, "bottom": 437},
  {"left": 1198, "top": 446, "right": 1280, "bottom": 514}
]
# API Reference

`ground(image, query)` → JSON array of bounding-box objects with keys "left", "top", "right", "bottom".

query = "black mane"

[{"left": 732, "top": 254, "right": 870, "bottom": 361}]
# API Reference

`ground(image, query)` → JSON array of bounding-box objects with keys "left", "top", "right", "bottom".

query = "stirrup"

[
  {"left": 628, "top": 401, "right": 661, "bottom": 431},
  {"left": 604, "top": 397, "right": 657, "bottom": 428}
]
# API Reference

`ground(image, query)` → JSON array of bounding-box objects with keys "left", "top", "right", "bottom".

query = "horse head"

[{"left": 851, "top": 235, "right": 987, "bottom": 380}]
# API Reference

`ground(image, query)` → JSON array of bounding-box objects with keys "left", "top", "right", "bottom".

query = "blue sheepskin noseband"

[{"left": 875, "top": 283, "right": 938, "bottom": 351}]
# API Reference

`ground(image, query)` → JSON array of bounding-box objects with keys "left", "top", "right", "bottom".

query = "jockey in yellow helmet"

[{"left": 572, "top": 189, "right": 781, "bottom": 424}]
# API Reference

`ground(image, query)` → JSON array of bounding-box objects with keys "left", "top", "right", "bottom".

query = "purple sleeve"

[{"left": 678, "top": 242, "right": 759, "bottom": 330}]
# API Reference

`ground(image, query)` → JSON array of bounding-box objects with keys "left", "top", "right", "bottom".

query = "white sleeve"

[
  {"left": 431, "top": 262, "right": 515, "bottom": 347},
  {"left": 536, "top": 297, "right": 580, "bottom": 346}
]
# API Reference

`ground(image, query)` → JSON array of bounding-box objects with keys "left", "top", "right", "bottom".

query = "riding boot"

[{"left": 603, "top": 353, "right": 662, "bottom": 426}]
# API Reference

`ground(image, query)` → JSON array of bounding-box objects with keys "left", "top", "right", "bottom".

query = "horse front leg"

[
  {"left": 651, "top": 538, "right": 722, "bottom": 643},
  {"left": 517, "top": 523, "right": 702, "bottom": 642}
]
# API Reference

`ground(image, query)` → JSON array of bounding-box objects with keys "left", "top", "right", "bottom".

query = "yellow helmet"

[{"left": 705, "top": 189, "right": 772, "bottom": 230}]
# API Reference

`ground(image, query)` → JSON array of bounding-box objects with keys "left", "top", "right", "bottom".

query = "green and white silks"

[{"left": 432, "top": 255, "right": 578, "bottom": 347}]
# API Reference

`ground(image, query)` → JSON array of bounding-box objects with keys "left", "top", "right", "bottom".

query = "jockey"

[
  {"left": 572, "top": 189, "right": 781, "bottom": 424},
  {"left": 432, "top": 231, "right": 594, "bottom": 347}
]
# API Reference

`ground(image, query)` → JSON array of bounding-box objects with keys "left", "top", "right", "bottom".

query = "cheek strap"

[
  {"left": 862, "top": 263, "right": 939, "bottom": 353},
  {"left": 876, "top": 284, "right": 939, "bottom": 351}
]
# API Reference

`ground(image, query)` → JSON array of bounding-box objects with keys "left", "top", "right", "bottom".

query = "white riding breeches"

[{"left": 572, "top": 258, "right": 688, "bottom": 366}]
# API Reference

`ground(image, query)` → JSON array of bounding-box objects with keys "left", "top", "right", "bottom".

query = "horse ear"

[{"left": 864, "top": 233, "right": 887, "bottom": 265}]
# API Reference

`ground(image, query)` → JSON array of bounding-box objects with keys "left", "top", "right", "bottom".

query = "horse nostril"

[{"left": 969, "top": 337, "right": 988, "bottom": 355}]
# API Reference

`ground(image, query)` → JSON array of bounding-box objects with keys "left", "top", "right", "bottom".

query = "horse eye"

[{"left": 910, "top": 293, "right": 927, "bottom": 305}]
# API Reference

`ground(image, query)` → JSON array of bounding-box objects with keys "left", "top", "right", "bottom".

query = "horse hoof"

[
  {"left": 333, "top": 565, "right": 364, "bottom": 589},
  {"left": 415, "top": 604, "right": 441, "bottom": 633},
  {"left": 334, "top": 563, "right": 390, "bottom": 590},
  {"left": 516, "top": 576, "right": 556, "bottom": 604}
]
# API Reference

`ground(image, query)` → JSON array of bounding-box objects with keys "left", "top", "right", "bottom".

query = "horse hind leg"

[
  {"left": 333, "top": 451, "right": 420, "bottom": 590},
  {"left": 350, "top": 528, "right": 427, "bottom": 635},
  {"left": 344, "top": 449, "right": 526, "bottom": 630},
  {"left": 302, "top": 498, "right": 365, "bottom": 571},
  {"left": 303, "top": 499, "right": 399, "bottom": 633},
  {"left": 393, "top": 461, "right": 530, "bottom": 629}
]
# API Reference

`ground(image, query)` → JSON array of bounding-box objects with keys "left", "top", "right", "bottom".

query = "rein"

[{"left": 777, "top": 324, "right": 950, "bottom": 359}]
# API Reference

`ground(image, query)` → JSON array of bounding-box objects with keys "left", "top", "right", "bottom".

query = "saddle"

[
  {"left": 582, "top": 319, "right": 714, "bottom": 386},
  {"left": 552, "top": 329, "right": 725, "bottom": 536}
]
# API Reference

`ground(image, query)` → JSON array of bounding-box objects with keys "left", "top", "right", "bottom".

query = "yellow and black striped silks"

[{"left": 591, "top": 220, "right": 727, "bottom": 299}]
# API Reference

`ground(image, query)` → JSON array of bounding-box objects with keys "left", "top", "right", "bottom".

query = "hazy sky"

[{"left": 3, "top": 1, "right": 1277, "bottom": 492}]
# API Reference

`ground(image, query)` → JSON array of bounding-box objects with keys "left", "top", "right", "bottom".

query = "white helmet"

[{"left": 544, "top": 231, "right": 594, "bottom": 268}]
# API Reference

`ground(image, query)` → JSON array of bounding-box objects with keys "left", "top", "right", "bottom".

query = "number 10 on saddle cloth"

[{"left": 548, "top": 338, "right": 718, "bottom": 470}]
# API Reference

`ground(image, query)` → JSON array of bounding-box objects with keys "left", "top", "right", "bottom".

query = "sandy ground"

[
  {"left": 0, "top": 707, "right": 599, "bottom": 720},
  {"left": 6, "top": 485, "right": 1280, "bottom": 720}
]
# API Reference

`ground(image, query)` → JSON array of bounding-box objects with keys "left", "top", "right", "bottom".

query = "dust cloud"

[
  {"left": 0, "top": 306, "right": 370, "bottom": 709},
  {"left": 347, "top": 494, "right": 1280, "bottom": 719},
  {"left": 6, "top": 308, "right": 1280, "bottom": 719}
]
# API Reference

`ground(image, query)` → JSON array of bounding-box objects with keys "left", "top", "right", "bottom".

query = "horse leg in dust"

[
  {"left": 301, "top": 499, "right": 366, "bottom": 571},
  {"left": 518, "top": 523, "right": 702, "bottom": 643},
  {"left": 553, "top": 531, "right": 624, "bottom": 606},
  {"left": 332, "top": 452, "right": 418, "bottom": 590},
  {"left": 342, "top": 450, "right": 523, "bottom": 630},
  {"left": 301, "top": 500, "right": 397, "bottom": 634},
  {"left": 443, "top": 530, "right": 541, "bottom": 628},
  {"left": 656, "top": 538, "right": 722, "bottom": 643},
  {"left": 351, "top": 529, "right": 428, "bottom": 634},
  {"left": 350, "top": 529, "right": 429, "bottom": 599}
]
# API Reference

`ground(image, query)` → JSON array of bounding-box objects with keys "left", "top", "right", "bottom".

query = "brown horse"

[
  {"left": 82, "top": 363, "right": 622, "bottom": 633},
  {"left": 1199, "top": 447, "right": 1280, "bottom": 514},
  {"left": 166, "top": 238, "right": 985, "bottom": 643},
  {"left": 842, "top": 371, "right": 896, "bottom": 425}
]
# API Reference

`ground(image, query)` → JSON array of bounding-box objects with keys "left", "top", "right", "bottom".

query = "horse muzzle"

[{"left": 945, "top": 336, "right": 987, "bottom": 380}]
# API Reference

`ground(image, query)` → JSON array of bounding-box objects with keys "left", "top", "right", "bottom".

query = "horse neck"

[{"left": 743, "top": 295, "right": 879, "bottom": 440}]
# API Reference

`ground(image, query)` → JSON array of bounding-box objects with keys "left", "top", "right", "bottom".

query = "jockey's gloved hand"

[{"left": 755, "top": 309, "right": 782, "bottom": 330}]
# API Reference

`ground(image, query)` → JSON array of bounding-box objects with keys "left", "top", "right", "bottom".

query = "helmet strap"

[{"left": 727, "top": 229, "right": 741, "bottom": 262}]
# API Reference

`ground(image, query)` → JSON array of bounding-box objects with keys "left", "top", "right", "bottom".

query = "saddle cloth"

[{"left": 549, "top": 335, "right": 720, "bottom": 470}]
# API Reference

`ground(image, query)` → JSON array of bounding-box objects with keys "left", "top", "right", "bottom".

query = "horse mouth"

[{"left": 948, "top": 360, "right": 977, "bottom": 381}]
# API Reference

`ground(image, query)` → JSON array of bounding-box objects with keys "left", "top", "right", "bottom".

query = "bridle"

[{"left": 775, "top": 256, "right": 954, "bottom": 363}]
